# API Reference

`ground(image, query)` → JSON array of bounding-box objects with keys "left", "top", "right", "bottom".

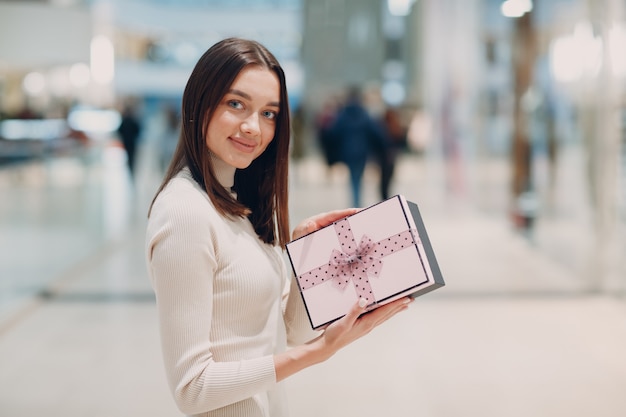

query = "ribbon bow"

[
  {"left": 296, "top": 218, "right": 419, "bottom": 305},
  {"left": 328, "top": 234, "right": 383, "bottom": 298}
]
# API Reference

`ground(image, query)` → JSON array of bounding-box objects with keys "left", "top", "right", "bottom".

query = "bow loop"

[{"left": 327, "top": 234, "right": 383, "bottom": 295}]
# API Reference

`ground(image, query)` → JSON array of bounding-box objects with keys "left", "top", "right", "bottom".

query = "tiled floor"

[{"left": 1, "top": 138, "right": 625, "bottom": 417}]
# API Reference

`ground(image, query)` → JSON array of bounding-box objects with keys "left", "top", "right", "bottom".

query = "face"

[{"left": 205, "top": 66, "right": 280, "bottom": 169}]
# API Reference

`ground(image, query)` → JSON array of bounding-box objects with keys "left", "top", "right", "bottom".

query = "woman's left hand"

[{"left": 292, "top": 208, "right": 360, "bottom": 241}]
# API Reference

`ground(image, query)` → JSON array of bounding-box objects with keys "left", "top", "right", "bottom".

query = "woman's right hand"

[
  {"left": 314, "top": 296, "right": 413, "bottom": 360},
  {"left": 273, "top": 296, "right": 412, "bottom": 382}
]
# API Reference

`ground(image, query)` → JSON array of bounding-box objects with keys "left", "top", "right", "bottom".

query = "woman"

[{"left": 145, "top": 37, "right": 412, "bottom": 417}]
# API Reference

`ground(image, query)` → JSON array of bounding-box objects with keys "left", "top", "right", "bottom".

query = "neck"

[{"left": 209, "top": 153, "right": 236, "bottom": 190}]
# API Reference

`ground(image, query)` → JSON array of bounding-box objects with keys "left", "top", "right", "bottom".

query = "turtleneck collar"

[{"left": 209, "top": 152, "right": 236, "bottom": 191}]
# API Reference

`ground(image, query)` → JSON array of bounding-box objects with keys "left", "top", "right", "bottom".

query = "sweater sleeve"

[{"left": 146, "top": 182, "right": 276, "bottom": 415}]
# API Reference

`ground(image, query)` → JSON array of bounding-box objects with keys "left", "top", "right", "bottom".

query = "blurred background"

[{"left": 0, "top": 0, "right": 625, "bottom": 416}]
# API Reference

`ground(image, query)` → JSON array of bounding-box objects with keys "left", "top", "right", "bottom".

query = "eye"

[
  {"left": 227, "top": 100, "right": 244, "bottom": 110},
  {"left": 262, "top": 110, "right": 278, "bottom": 120}
]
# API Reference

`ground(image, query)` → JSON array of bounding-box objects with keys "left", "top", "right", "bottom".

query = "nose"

[{"left": 240, "top": 112, "right": 261, "bottom": 136}]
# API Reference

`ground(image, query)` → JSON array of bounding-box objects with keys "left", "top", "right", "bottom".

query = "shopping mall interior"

[{"left": 1, "top": 0, "right": 625, "bottom": 416}]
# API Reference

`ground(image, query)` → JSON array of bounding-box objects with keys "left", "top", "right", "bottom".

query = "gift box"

[{"left": 286, "top": 194, "right": 445, "bottom": 330}]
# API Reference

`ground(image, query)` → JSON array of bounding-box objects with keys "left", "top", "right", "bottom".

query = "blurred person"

[
  {"left": 145, "top": 37, "right": 412, "bottom": 417},
  {"left": 289, "top": 103, "right": 309, "bottom": 183},
  {"left": 330, "top": 86, "right": 389, "bottom": 207},
  {"left": 376, "top": 106, "right": 407, "bottom": 200},
  {"left": 290, "top": 103, "right": 306, "bottom": 162},
  {"left": 314, "top": 95, "right": 341, "bottom": 170},
  {"left": 117, "top": 100, "right": 143, "bottom": 179},
  {"left": 159, "top": 105, "right": 180, "bottom": 173},
  {"left": 406, "top": 104, "right": 433, "bottom": 154}
]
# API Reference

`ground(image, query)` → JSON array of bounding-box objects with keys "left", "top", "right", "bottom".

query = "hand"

[
  {"left": 273, "top": 296, "right": 412, "bottom": 382},
  {"left": 292, "top": 208, "right": 360, "bottom": 241},
  {"left": 314, "top": 296, "right": 413, "bottom": 360}
]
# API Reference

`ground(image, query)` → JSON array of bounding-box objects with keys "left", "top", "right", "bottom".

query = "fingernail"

[{"left": 358, "top": 298, "right": 368, "bottom": 308}]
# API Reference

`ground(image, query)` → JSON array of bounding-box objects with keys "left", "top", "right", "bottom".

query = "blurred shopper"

[
  {"left": 158, "top": 105, "right": 180, "bottom": 173},
  {"left": 117, "top": 101, "right": 142, "bottom": 179},
  {"left": 314, "top": 95, "right": 341, "bottom": 169},
  {"left": 330, "top": 86, "right": 389, "bottom": 207},
  {"left": 290, "top": 103, "right": 306, "bottom": 162},
  {"left": 406, "top": 104, "right": 433, "bottom": 154},
  {"left": 376, "top": 107, "right": 407, "bottom": 200},
  {"left": 145, "top": 38, "right": 411, "bottom": 417}
]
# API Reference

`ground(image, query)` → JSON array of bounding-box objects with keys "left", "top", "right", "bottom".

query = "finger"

[
  {"left": 293, "top": 208, "right": 361, "bottom": 240},
  {"left": 291, "top": 219, "right": 320, "bottom": 240},
  {"left": 310, "top": 208, "right": 359, "bottom": 229},
  {"left": 341, "top": 297, "right": 369, "bottom": 326},
  {"left": 360, "top": 297, "right": 412, "bottom": 327},
  {"left": 373, "top": 303, "right": 409, "bottom": 326}
]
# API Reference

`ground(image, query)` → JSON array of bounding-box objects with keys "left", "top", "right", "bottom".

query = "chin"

[{"left": 230, "top": 159, "right": 254, "bottom": 170}]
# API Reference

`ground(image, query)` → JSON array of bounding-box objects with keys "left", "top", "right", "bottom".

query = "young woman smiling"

[{"left": 145, "top": 37, "right": 412, "bottom": 417}]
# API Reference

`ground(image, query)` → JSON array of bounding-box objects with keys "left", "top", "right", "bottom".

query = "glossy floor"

[{"left": 1, "top": 140, "right": 625, "bottom": 417}]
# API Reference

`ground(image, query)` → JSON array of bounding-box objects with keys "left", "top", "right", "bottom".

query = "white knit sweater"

[{"left": 145, "top": 160, "right": 316, "bottom": 417}]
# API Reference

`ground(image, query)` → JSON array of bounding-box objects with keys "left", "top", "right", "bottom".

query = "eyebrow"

[{"left": 228, "top": 89, "right": 280, "bottom": 108}]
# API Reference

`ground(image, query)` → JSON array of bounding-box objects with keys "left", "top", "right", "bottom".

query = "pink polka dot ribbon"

[{"left": 296, "top": 218, "right": 419, "bottom": 304}]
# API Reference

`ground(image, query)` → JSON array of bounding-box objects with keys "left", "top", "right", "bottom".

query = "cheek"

[
  {"left": 205, "top": 113, "right": 230, "bottom": 145},
  {"left": 258, "top": 139, "right": 273, "bottom": 156},
  {"left": 204, "top": 126, "right": 215, "bottom": 149},
  {"left": 260, "top": 124, "right": 276, "bottom": 147},
  {"left": 203, "top": 114, "right": 216, "bottom": 147}
]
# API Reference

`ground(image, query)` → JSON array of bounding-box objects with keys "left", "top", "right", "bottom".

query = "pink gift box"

[{"left": 286, "top": 194, "right": 445, "bottom": 330}]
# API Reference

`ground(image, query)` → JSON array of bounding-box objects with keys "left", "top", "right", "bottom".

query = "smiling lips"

[{"left": 230, "top": 136, "right": 256, "bottom": 153}]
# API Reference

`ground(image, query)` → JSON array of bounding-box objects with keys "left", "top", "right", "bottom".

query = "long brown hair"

[{"left": 148, "top": 37, "right": 291, "bottom": 247}]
